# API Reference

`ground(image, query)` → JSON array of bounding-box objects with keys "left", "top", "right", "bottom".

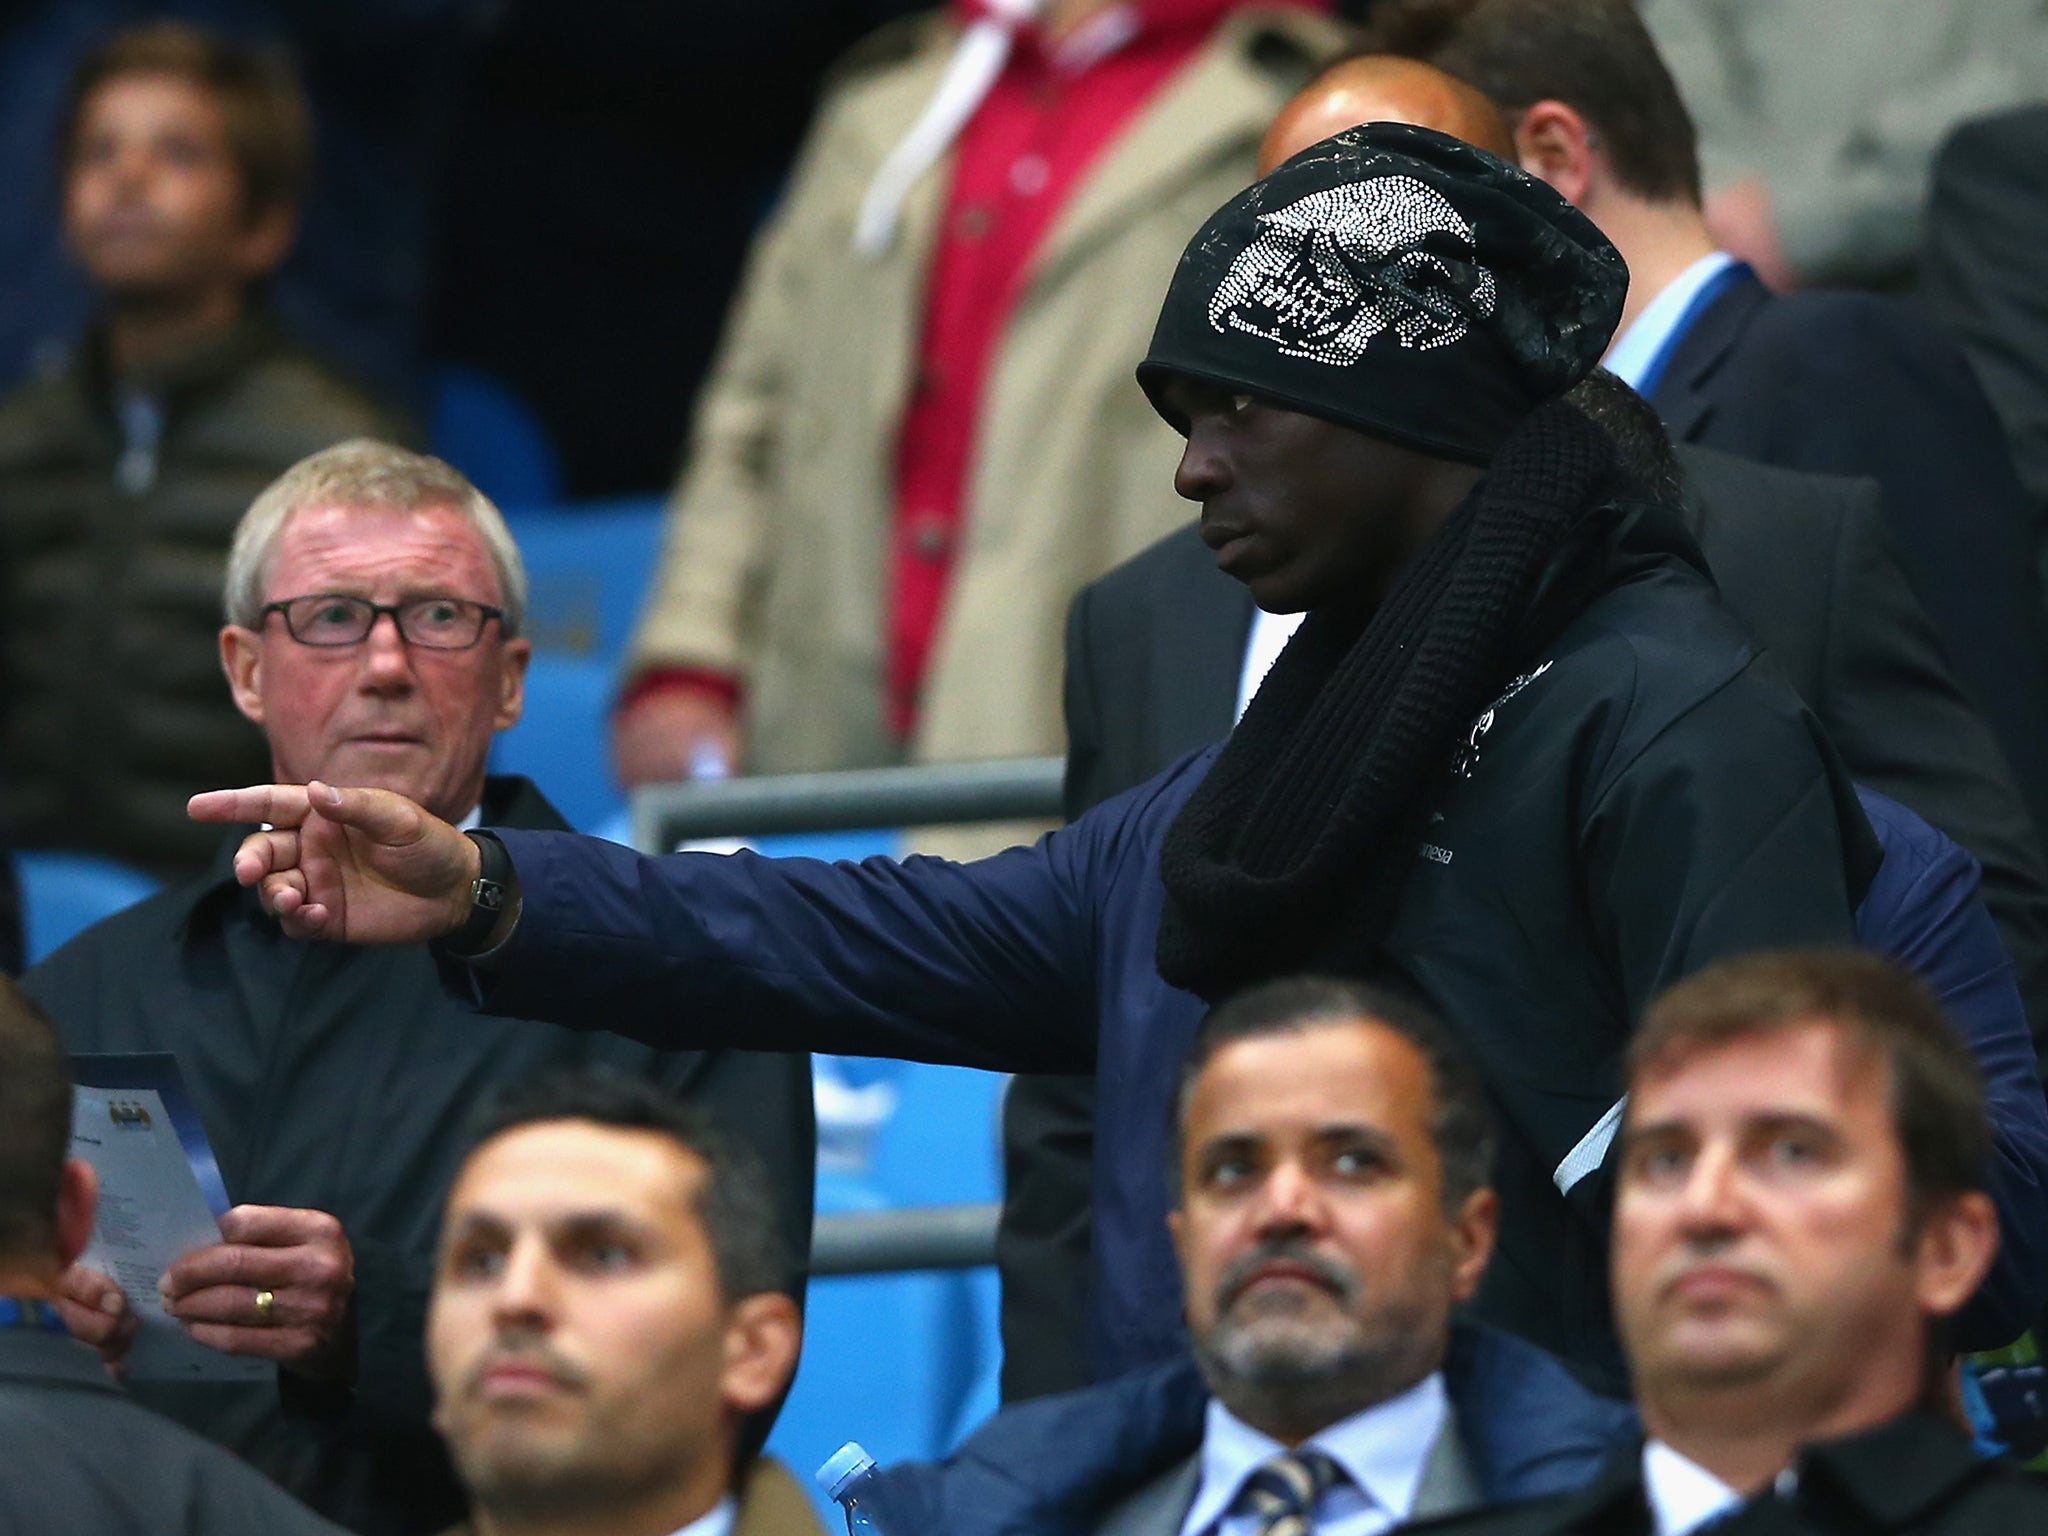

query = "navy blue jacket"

[
  {"left": 473, "top": 503, "right": 2045, "bottom": 1381},
  {"left": 854, "top": 1324, "right": 1635, "bottom": 1536},
  {"left": 1652, "top": 268, "right": 2048, "bottom": 841}
]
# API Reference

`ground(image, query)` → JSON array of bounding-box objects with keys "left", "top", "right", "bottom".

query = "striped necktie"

[{"left": 1243, "top": 1449, "right": 1346, "bottom": 1536}]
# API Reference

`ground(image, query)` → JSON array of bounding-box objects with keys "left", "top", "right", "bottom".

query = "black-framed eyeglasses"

[{"left": 260, "top": 594, "right": 505, "bottom": 651}]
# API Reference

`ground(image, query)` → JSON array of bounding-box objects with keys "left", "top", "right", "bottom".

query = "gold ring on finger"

[{"left": 254, "top": 1288, "right": 276, "bottom": 1326}]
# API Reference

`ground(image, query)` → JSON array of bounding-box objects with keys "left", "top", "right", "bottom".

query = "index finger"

[
  {"left": 216, "top": 1205, "right": 339, "bottom": 1247},
  {"left": 188, "top": 784, "right": 312, "bottom": 828}
]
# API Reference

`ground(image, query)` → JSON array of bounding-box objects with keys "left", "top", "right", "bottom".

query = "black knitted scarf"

[{"left": 1155, "top": 399, "right": 1620, "bottom": 1001}]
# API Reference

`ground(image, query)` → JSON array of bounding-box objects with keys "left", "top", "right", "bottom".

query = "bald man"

[{"left": 1257, "top": 54, "right": 1516, "bottom": 172}]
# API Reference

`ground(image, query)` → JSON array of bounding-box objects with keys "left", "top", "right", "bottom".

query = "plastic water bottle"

[{"left": 818, "top": 1442, "right": 885, "bottom": 1535}]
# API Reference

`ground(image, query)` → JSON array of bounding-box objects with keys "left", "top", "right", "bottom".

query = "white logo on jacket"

[{"left": 1452, "top": 660, "right": 1554, "bottom": 781}]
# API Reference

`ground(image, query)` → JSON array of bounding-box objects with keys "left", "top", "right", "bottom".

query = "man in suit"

[
  {"left": 851, "top": 977, "right": 1631, "bottom": 1536},
  {"left": 24, "top": 443, "right": 814, "bottom": 1536},
  {"left": 1417, "top": 949, "right": 2048, "bottom": 1536},
  {"left": 427, "top": 1072, "right": 822, "bottom": 1536},
  {"left": 1357, "top": 0, "right": 2048, "bottom": 847},
  {"left": 1923, "top": 107, "right": 2048, "bottom": 576},
  {"left": 0, "top": 973, "right": 347, "bottom": 1532}
]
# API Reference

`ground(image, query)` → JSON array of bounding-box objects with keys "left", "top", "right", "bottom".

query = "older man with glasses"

[{"left": 15, "top": 440, "right": 815, "bottom": 1536}]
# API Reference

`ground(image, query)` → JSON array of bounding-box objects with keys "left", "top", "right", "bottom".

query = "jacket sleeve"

[
  {"left": 1856, "top": 796, "right": 2048, "bottom": 1350},
  {"left": 1580, "top": 669, "right": 1865, "bottom": 1017},
  {"left": 1818, "top": 483, "right": 2048, "bottom": 1067},
  {"left": 473, "top": 822, "right": 1114, "bottom": 1074}
]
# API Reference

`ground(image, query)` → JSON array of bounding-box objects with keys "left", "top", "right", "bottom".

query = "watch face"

[{"left": 473, "top": 880, "right": 506, "bottom": 912}]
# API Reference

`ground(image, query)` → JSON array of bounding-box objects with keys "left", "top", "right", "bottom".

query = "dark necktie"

[{"left": 1243, "top": 1448, "right": 1346, "bottom": 1536}]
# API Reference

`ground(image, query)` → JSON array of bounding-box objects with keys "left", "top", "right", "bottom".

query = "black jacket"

[
  {"left": 466, "top": 497, "right": 1867, "bottom": 1391},
  {"left": 1003, "top": 447, "right": 2048, "bottom": 1401},
  {"left": 1923, "top": 107, "right": 2048, "bottom": 578},
  {"left": 1647, "top": 267, "right": 2048, "bottom": 844},
  {"left": 0, "top": 1326, "right": 347, "bottom": 1535},
  {"left": 1407, "top": 1415, "right": 2048, "bottom": 1536},
  {"left": 22, "top": 776, "right": 816, "bottom": 1536}
]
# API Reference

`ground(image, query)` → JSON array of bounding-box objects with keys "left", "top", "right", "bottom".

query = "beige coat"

[{"left": 631, "top": 7, "right": 1347, "bottom": 795}]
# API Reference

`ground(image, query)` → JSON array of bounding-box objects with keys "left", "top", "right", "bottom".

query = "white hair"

[{"left": 223, "top": 439, "right": 528, "bottom": 635}]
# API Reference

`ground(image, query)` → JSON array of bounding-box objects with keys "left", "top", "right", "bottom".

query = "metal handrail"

[
  {"left": 630, "top": 760, "right": 1068, "bottom": 1276},
  {"left": 631, "top": 756, "right": 1065, "bottom": 853},
  {"left": 810, "top": 1203, "right": 1001, "bottom": 1276}
]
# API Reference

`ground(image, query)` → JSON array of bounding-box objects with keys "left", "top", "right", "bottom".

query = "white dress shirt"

[
  {"left": 1600, "top": 251, "right": 1738, "bottom": 392},
  {"left": 1237, "top": 610, "right": 1306, "bottom": 722},
  {"left": 669, "top": 1495, "right": 738, "bottom": 1536},
  {"left": 1178, "top": 1372, "right": 1450, "bottom": 1536},
  {"left": 1641, "top": 1440, "right": 1741, "bottom": 1536}
]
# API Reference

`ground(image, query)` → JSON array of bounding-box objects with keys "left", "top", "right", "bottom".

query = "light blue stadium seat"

[
  {"left": 430, "top": 366, "right": 563, "bottom": 510},
  {"left": 502, "top": 498, "right": 666, "bottom": 663},
  {"left": 768, "top": 1169, "right": 985, "bottom": 1520},
  {"left": 15, "top": 851, "right": 161, "bottom": 966},
  {"left": 488, "top": 654, "right": 622, "bottom": 834}
]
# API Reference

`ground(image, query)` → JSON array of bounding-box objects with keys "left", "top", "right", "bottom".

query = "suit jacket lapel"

[
  {"left": 1097, "top": 1453, "right": 1203, "bottom": 1536},
  {"left": 1649, "top": 269, "right": 1772, "bottom": 443},
  {"left": 1411, "top": 1415, "right": 1485, "bottom": 1520}
]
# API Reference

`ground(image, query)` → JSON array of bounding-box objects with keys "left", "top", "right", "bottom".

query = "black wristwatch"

[{"left": 447, "top": 830, "right": 515, "bottom": 956}]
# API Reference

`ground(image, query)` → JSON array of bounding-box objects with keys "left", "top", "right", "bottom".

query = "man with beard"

[
  {"left": 838, "top": 977, "right": 1632, "bottom": 1536},
  {"left": 192, "top": 125, "right": 1874, "bottom": 1391}
]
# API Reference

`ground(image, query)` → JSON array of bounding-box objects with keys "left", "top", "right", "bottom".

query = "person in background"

[
  {"left": 1352, "top": 0, "right": 2048, "bottom": 869},
  {"left": 0, "top": 21, "right": 411, "bottom": 876},
  {"left": 1637, "top": 0, "right": 2048, "bottom": 294},
  {"left": 428, "top": 1072, "right": 820, "bottom": 1536},
  {"left": 854, "top": 977, "right": 1631, "bottom": 1536},
  {"left": 1421, "top": 949, "right": 2048, "bottom": 1536},
  {"left": 26, "top": 442, "right": 813, "bottom": 1536},
  {"left": 0, "top": 974, "right": 347, "bottom": 1533},
  {"left": 610, "top": 0, "right": 1345, "bottom": 855}
]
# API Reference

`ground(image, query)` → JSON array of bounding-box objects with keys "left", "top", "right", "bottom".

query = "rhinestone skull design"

[{"left": 1208, "top": 174, "right": 1499, "bottom": 366}]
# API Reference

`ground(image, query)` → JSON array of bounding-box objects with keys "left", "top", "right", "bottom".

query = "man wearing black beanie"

[{"left": 189, "top": 126, "right": 1874, "bottom": 1390}]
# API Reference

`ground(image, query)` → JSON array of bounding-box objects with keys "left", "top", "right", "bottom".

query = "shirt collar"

[
  {"left": 1601, "top": 250, "right": 1737, "bottom": 391},
  {"left": 669, "top": 1495, "right": 737, "bottom": 1536},
  {"left": 1640, "top": 1440, "right": 1742, "bottom": 1536},
  {"left": 1182, "top": 1371, "right": 1450, "bottom": 1536}
]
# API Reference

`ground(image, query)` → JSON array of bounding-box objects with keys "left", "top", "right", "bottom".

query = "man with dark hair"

[
  {"left": 1001, "top": 56, "right": 2048, "bottom": 1398},
  {"left": 1356, "top": 0, "right": 2048, "bottom": 866},
  {"left": 0, "top": 20, "right": 410, "bottom": 875},
  {"left": 198, "top": 125, "right": 1874, "bottom": 1391},
  {"left": 850, "top": 978, "right": 1630, "bottom": 1536},
  {"left": 0, "top": 975, "right": 347, "bottom": 1532},
  {"left": 1423, "top": 949, "right": 2048, "bottom": 1535},
  {"left": 428, "top": 1071, "right": 821, "bottom": 1536}
]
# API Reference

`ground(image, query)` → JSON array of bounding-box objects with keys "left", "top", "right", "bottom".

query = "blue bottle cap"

[{"left": 818, "top": 1441, "right": 877, "bottom": 1501}]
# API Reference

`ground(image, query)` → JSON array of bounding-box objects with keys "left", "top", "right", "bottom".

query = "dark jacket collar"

[
  {"left": 1551, "top": 1412, "right": 1995, "bottom": 1536},
  {"left": 178, "top": 774, "right": 568, "bottom": 943},
  {"left": 1645, "top": 267, "right": 1772, "bottom": 441},
  {"left": 860, "top": 1322, "right": 1634, "bottom": 1536},
  {"left": 1788, "top": 1410, "right": 1996, "bottom": 1530},
  {"left": 0, "top": 1327, "right": 127, "bottom": 1399},
  {"left": 73, "top": 310, "right": 285, "bottom": 417}
]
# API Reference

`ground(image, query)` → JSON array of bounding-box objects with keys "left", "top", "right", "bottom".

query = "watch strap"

[{"left": 448, "top": 830, "right": 514, "bottom": 955}]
